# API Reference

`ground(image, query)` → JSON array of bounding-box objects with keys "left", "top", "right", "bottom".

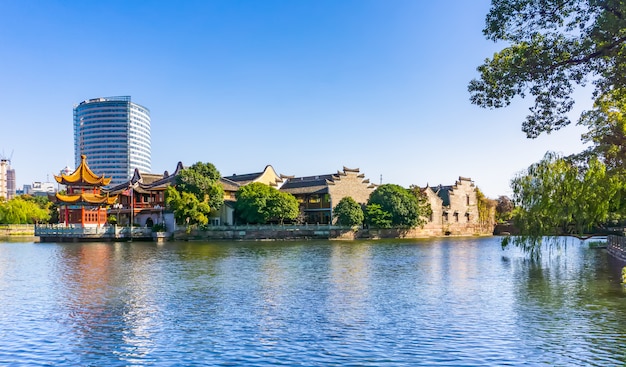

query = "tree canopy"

[
  {"left": 333, "top": 196, "right": 364, "bottom": 227},
  {"left": 496, "top": 195, "right": 514, "bottom": 222},
  {"left": 175, "top": 162, "right": 224, "bottom": 211},
  {"left": 0, "top": 195, "right": 51, "bottom": 224},
  {"left": 234, "top": 182, "right": 299, "bottom": 224},
  {"left": 471, "top": 1, "right": 626, "bottom": 255},
  {"left": 165, "top": 162, "right": 223, "bottom": 226},
  {"left": 366, "top": 184, "right": 428, "bottom": 228},
  {"left": 469, "top": 0, "right": 626, "bottom": 138},
  {"left": 165, "top": 186, "right": 212, "bottom": 226},
  {"left": 504, "top": 152, "right": 621, "bottom": 257}
]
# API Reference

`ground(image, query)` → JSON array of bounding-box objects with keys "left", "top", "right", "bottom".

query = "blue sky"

[{"left": 0, "top": 0, "right": 590, "bottom": 198}]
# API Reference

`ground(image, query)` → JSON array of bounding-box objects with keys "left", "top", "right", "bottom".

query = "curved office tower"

[{"left": 73, "top": 96, "right": 151, "bottom": 186}]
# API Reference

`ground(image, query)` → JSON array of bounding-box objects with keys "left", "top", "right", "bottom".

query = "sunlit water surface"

[{"left": 0, "top": 237, "right": 625, "bottom": 366}]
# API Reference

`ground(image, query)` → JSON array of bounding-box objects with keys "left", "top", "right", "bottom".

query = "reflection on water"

[{"left": 0, "top": 237, "right": 625, "bottom": 365}]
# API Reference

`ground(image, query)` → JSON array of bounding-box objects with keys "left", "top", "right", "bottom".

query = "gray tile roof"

[
  {"left": 222, "top": 172, "right": 263, "bottom": 185},
  {"left": 280, "top": 174, "right": 334, "bottom": 195},
  {"left": 220, "top": 177, "right": 241, "bottom": 191}
]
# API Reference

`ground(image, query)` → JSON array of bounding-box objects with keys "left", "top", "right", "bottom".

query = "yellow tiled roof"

[
  {"left": 55, "top": 192, "right": 118, "bottom": 205},
  {"left": 54, "top": 155, "right": 112, "bottom": 186}
]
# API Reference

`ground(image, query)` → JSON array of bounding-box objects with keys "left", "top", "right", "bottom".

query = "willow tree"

[
  {"left": 470, "top": 0, "right": 626, "bottom": 254},
  {"left": 0, "top": 196, "right": 50, "bottom": 224},
  {"left": 504, "top": 152, "right": 620, "bottom": 257}
]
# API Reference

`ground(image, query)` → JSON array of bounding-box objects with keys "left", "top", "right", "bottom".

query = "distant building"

[
  {"left": 52, "top": 155, "right": 117, "bottom": 227},
  {"left": 220, "top": 165, "right": 286, "bottom": 225},
  {"left": 106, "top": 163, "right": 183, "bottom": 231},
  {"left": 6, "top": 168, "right": 15, "bottom": 200},
  {"left": 0, "top": 159, "right": 11, "bottom": 200},
  {"left": 280, "top": 167, "right": 377, "bottom": 224},
  {"left": 221, "top": 166, "right": 377, "bottom": 225},
  {"left": 421, "top": 177, "right": 481, "bottom": 236},
  {"left": 24, "top": 182, "right": 57, "bottom": 197},
  {"left": 73, "top": 96, "right": 151, "bottom": 186}
]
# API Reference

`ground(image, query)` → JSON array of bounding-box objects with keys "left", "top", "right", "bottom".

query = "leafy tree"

[
  {"left": 235, "top": 183, "right": 272, "bottom": 224},
  {"left": 503, "top": 152, "right": 621, "bottom": 257},
  {"left": 476, "top": 188, "right": 497, "bottom": 232},
  {"left": 333, "top": 196, "right": 364, "bottom": 227},
  {"left": 175, "top": 162, "right": 224, "bottom": 211},
  {"left": 469, "top": 1, "right": 626, "bottom": 138},
  {"left": 166, "top": 162, "right": 224, "bottom": 225},
  {"left": 366, "top": 184, "right": 426, "bottom": 228},
  {"left": 579, "top": 90, "right": 626, "bottom": 172},
  {"left": 365, "top": 203, "right": 392, "bottom": 228},
  {"left": 409, "top": 185, "right": 433, "bottom": 222},
  {"left": 0, "top": 196, "right": 50, "bottom": 224},
  {"left": 266, "top": 190, "right": 299, "bottom": 224},
  {"left": 234, "top": 182, "right": 299, "bottom": 224},
  {"left": 165, "top": 186, "right": 211, "bottom": 226},
  {"left": 496, "top": 195, "right": 514, "bottom": 222}
]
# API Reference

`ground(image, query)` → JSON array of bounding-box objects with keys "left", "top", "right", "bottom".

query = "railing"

[{"left": 35, "top": 224, "right": 152, "bottom": 238}]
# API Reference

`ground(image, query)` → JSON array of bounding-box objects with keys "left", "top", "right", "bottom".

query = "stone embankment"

[
  {"left": 0, "top": 224, "right": 34, "bottom": 236},
  {"left": 173, "top": 224, "right": 493, "bottom": 241},
  {"left": 607, "top": 235, "right": 626, "bottom": 262}
]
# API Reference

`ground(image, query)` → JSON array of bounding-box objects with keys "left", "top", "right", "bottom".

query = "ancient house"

[
  {"left": 280, "top": 167, "right": 376, "bottom": 224},
  {"left": 106, "top": 162, "right": 183, "bottom": 230},
  {"left": 218, "top": 165, "right": 285, "bottom": 225},
  {"left": 421, "top": 176, "right": 480, "bottom": 236},
  {"left": 52, "top": 155, "right": 117, "bottom": 227}
]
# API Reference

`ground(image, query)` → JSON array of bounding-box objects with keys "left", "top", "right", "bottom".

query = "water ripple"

[{"left": 0, "top": 239, "right": 625, "bottom": 365}]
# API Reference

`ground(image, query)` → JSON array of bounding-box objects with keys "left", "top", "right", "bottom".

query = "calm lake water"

[{"left": 0, "top": 237, "right": 625, "bottom": 366}]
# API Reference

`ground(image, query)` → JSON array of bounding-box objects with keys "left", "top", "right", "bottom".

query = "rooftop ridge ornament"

[{"left": 54, "top": 154, "right": 112, "bottom": 186}]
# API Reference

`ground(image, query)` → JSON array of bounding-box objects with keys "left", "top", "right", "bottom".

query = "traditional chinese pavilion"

[{"left": 53, "top": 155, "right": 117, "bottom": 227}]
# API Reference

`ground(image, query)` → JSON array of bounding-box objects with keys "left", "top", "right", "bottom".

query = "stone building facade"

[
  {"left": 420, "top": 177, "right": 480, "bottom": 236},
  {"left": 280, "top": 167, "right": 376, "bottom": 224}
]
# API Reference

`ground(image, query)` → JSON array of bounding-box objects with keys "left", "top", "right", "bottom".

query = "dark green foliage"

[
  {"left": 166, "top": 162, "right": 223, "bottom": 225},
  {"left": 365, "top": 203, "right": 392, "bottom": 228},
  {"left": 496, "top": 196, "right": 514, "bottom": 222},
  {"left": 409, "top": 185, "right": 433, "bottom": 224},
  {"left": 165, "top": 186, "right": 212, "bottom": 225},
  {"left": 471, "top": 1, "right": 626, "bottom": 256},
  {"left": 333, "top": 196, "right": 364, "bottom": 226},
  {"left": 266, "top": 190, "right": 300, "bottom": 224},
  {"left": 175, "top": 162, "right": 224, "bottom": 211},
  {"left": 234, "top": 182, "right": 299, "bottom": 224},
  {"left": 469, "top": 0, "right": 626, "bottom": 138},
  {"left": 366, "top": 184, "right": 426, "bottom": 228}
]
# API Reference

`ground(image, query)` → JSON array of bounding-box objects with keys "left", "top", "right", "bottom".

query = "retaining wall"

[
  {"left": 607, "top": 235, "right": 626, "bottom": 262},
  {"left": 0, "top": 224, "right": 35, "bottom": 236}
]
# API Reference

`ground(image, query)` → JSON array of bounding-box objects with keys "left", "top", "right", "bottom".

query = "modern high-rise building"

[
  {"left": 6, "top": 167, "right": 15, "bottom": 200},
  {"left": 0, "top": 159, "right": 14, "bottom": 200},
  {"left": 0, "top": 159, "right": 8, "bottom": 200},
  {"left": 73, "top": 96, "right": 151, "bottom": 186}
]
